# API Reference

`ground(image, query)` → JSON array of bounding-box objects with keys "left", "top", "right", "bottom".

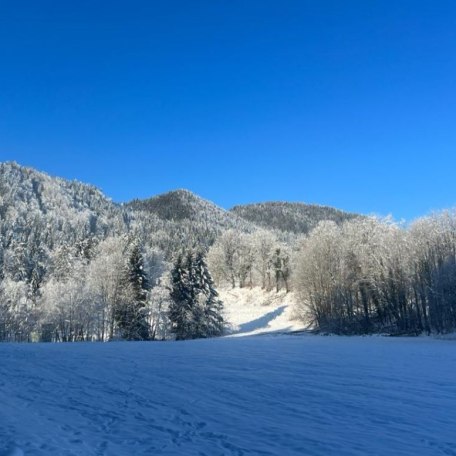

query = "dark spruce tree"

[
  {"left": 193, "top": 251, "right": 224, "bottom": 338},
  {"left": 114, "top": 240, "right": 150, "bottom": 340},
  {"left": 168, "top": 253, "right": 193, "bottom": 340},
  {"left": 168, "top": 251, "right": 224, "bottom": 340}
]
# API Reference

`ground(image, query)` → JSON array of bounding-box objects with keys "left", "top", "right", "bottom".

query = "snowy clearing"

[
  {"left": 220, "top": 287, "right": 306, "bottom": 336},
  {"left": 1, "top": 336, "right": 456, "bottom": 455}
]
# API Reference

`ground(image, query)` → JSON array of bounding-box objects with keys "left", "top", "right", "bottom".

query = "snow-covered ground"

[
  {"left": 220, "top": 287, "right": 306, "bottom": 336},
  {"left": 1, "top": 336, "right": 456, "bottom": 456}
]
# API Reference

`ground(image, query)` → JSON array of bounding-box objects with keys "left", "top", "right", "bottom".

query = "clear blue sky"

[{"left": 1, "top": 1, "right": 455, "bottom": 220}]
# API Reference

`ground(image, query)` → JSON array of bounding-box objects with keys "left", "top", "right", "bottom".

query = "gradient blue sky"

[{"left": 1, "top": 1, "right": 455, "bottom": 219}]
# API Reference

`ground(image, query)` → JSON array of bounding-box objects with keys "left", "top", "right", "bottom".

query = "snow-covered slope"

[
  {"left": 1, "top": 337, "right": 455, "bottom": 455},
  {"left": 0, "top": 161, "right": 125, "bottom": 245},
  {"left": 220, "top": 287, "right": 306, "bottom": 336}
]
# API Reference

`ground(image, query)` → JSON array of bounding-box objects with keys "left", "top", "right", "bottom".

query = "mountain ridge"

[{"left": 0, "top": 161, "right": 361, "bottom": 241}]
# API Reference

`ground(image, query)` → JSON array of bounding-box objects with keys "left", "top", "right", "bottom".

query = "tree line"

[
  {"left": 3, "top": 163, "right": 456, "bottom": 339},
  {"left": 293, "top": 212, "right": 456, "bottom": 335},
  {"left": 3, "top": 210, "right": 456, "bottom": 341},
  {"left": 207, "top": 230, "right": 291, "bottom": 292},
  {"left": 0, "top": 234, "right": 224, "bottom": 342}
]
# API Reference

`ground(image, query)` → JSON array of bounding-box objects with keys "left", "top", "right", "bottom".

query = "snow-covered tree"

[
  {"left": 168, "top": 253, "right": 193, "bottom": 340},
  {"left": 193, "top": 251, "right": 224, "bottom": 337},
  {"left": 114, "top": 240, "right": 150, "bottom": 341},
  {"left": 168, "top": 251, "right": 224, "bottom": 340},
  {"left": 147, "top": 277, "right": 172, "bottom": 341},
  {"left": 85, "top": 236, "right": 130, "bottom": 340},
  {"left": 252, "top": 231, "right": 277, "bottom": 290}
]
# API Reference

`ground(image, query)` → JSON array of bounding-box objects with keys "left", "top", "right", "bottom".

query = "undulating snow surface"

[
  {"left": 220, "top": 287, "right": 306, "bottom": 336},
  {"left": 1, "top": 336, "right": 456, "bottom": 455}
]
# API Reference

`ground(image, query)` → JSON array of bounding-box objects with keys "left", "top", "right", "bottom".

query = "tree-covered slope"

[
  {"left": 126, "top": 190, "right": 256, "bottom": 256},
  {"left": 230, "top": 201, "right": 360, "bottom": 234},
  {"left": 0, "top": 161, "right": 126, "bottom": 250},
  {"left": 127, "top": 189, "right": 254, "bottom": 230}
]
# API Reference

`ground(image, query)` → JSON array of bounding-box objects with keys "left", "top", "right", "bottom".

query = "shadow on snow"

[{"left": 234, "top": 306, "right": 287, "bottom": 334}]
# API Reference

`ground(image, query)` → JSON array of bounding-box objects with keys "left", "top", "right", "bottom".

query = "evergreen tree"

[
  {"left": 168, "top": 251, "right": 224, "bottom": 340},
  {"left": 168, "top": 253, "right": 193, "bottom": 340},
  {"left": 193, "top": 251, "right": 224, "bottom": 338},
  {"left": 114, "top": 240, "right": 150, "bottom": 340}
]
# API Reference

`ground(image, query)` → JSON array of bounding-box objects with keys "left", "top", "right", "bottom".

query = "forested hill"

[
  {"left": 125, "top": 190, "right": 257, "bottom": 258},
  {"left": 231, "top": 201, "right": 360, "bottom": 234},
  {"left": 0, "top": 161, "right": 126, "bottom": 248},
  {"left": 127, "top": 189, "right": 254, "bottom": 231}
]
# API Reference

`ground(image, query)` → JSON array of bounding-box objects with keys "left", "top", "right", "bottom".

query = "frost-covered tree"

[
  {"left": 272, "top": 246, "right": 291, "bottom": 293},
  {"left": 207, "top": 230, "right": 290, "bottom": 291},
  {"left": 147, "top": 278, "right": 172, "bottom": 341},
  {"left": 207, "top": 230, "right": 240, "bottom": 288},
  {"left": 0, "top": 278, "right": 35, "bottom": 342},
  {"left": 40, "top": 270, "right": 92, "bottom": 342},
  {"left": 85, "top": 236, "right": 130, "bottom": 340},
  {"left": 294, "top": 213, "right": 456, "bottom": 335},
  {"left": 252, "top": 231, "right": 277, "bottom": 290}
]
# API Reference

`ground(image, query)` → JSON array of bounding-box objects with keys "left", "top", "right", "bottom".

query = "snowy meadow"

[{"left": 1, "top": 335, "right": 455, "bottom": 456}]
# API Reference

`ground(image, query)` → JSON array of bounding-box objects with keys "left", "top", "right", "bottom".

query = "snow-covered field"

[{"left": 1, "top": 335, "right": 456, "bottom": 456}]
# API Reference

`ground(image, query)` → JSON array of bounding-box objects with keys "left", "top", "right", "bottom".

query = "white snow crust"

[{"left": 1, "top": 335, "right": 455, "bottom": 455}]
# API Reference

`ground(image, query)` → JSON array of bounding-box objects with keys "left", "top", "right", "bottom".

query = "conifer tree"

[
  {"left": 168, "top": 251, "right": 224, "bottom": 340},
  {"left": 168, "top": 253, "right": 193, "bottom": 340},
  {"left": 114, "top": 240, "right": 150, "bottom": 340},
  {"left": 193, "top": 251, "right": 224, "bottom": 338}
]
